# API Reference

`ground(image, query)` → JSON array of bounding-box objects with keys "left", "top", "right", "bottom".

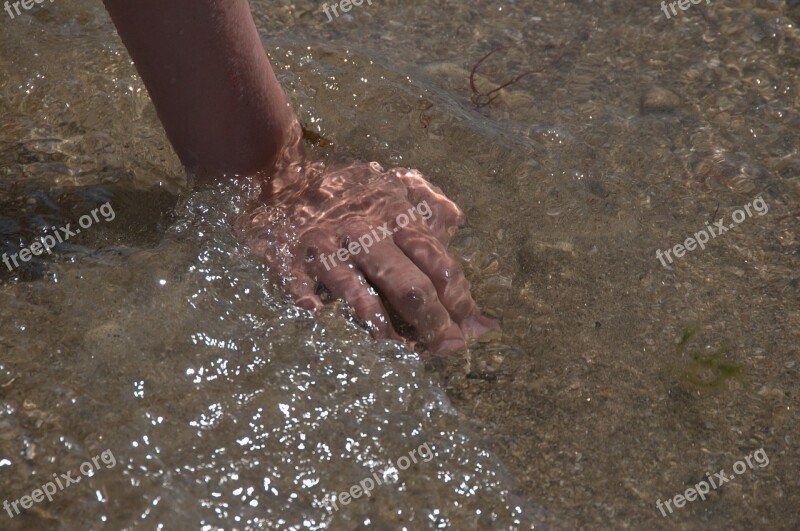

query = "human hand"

[{"left": 239, "top": 125, "right": 498, "bottom": 355}]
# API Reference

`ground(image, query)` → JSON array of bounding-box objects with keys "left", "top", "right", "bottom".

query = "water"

[{"left": 1, "top": 0, "right": 799, "bottom": 529}]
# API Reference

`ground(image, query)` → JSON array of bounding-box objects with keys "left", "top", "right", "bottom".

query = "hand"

[{"left": 239, "top": 123, "right": 498, "bottom": 355}]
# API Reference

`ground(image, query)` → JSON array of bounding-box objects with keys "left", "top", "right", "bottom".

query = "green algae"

[
  {"left": 681, "top": 347, "right": 745, "bottom": 389},
  {"left": 674, "top": 327, "right": 745, "bottom": 390}
]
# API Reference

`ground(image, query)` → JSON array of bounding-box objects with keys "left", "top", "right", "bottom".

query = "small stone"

[
  {"left": 482, "top": 256, "right": 501, "bottom": 274},
  {"left": 641, "top": 86, "right": 681, "bottom": 113}
]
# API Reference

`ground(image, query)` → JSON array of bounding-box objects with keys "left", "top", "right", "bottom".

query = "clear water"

[{"left": 1, "top": 0, "right": 798, "bottom": 529}]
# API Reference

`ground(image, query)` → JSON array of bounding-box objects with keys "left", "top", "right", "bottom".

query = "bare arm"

[
  {"left": 102, "top": 0, "right": 295, "bottom": 177},
  {"left": 102, "top": 0, "right": 498, "bottom": 355}
]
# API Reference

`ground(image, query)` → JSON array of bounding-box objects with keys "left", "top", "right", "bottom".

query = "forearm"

[{"left": 102, "top": 0, "right": 295, "bottom": 177}]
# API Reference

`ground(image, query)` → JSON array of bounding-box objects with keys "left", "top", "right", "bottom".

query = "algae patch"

[{"left": 673, "top": 327, "right": 745, "bottom": 390}]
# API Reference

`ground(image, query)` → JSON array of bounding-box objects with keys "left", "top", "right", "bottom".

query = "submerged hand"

[{"left": 240, "top": 128, "right": 497, "bottom": 355}]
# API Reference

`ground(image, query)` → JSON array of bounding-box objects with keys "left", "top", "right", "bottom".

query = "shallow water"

[{"left": 1, "top": 0, "right": 799, "bottom": 529}]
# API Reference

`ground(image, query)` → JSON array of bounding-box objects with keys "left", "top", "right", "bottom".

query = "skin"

[{"left": 102, "top": 0, "right": 497, "bottom": 354}]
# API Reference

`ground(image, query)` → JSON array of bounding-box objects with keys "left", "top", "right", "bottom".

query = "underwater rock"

[{"left": 640, "top": 86, "right": 681, "bottom": 113}]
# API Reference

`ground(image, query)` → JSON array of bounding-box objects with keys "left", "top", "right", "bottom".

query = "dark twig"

[{"left": 469, "top": 46, "right": 563, "bottom": 108}]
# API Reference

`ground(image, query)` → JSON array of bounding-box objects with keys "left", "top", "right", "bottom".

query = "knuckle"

[
  {"left": 396, "top": 276, "right": 437, "bottom": 310},
  {"left": 437, "top": 253, "right": 460, "bottom": 275},
  {"left": 339, "top": 219, "right": 370, "bottom": 240}
]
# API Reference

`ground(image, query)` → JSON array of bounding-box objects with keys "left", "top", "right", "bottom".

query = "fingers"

[
  {"left": 309, "top": 252, "right": 400, "bottom": 341},
  {"left": 459, "top": 313, "right": 500, "bottom": 339},
  {"left": 393, "top": 227, "right": 499, "bottom": 339},
  {"left": 391, "top": 168, "right": 464, "bottom": 244},
  {"left": 269, "top": 161, "right": 494, "bottom": 355},
  {"left": 350, "top": 238, "right": 466, "bottom": 355},
  {"left": 288, "top": 266, "right": 323, "bottom": 313}
]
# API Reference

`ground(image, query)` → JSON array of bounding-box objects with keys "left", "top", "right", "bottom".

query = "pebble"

[{"left": 640, "top": 86, "right": 681, "bottom": 113}]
